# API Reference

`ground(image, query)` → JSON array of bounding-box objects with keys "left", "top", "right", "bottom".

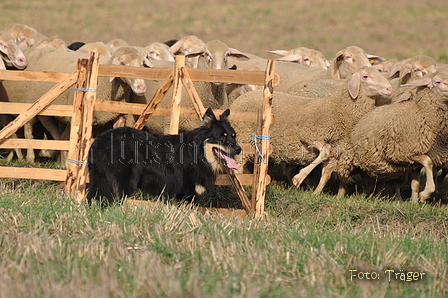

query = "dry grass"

[{"left": 0, "top": 181, "right": 447, "bottom": 297}]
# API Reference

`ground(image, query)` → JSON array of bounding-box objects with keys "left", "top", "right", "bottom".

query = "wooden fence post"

[
  {"left": 65, "top": 52, "right": 100, "bottom": 202},
  {"left": 169, "top": 55, "right": 185, "bottom": 134},
  {"left": 251, "top": 60, "right": 276, "bottom": 219}
]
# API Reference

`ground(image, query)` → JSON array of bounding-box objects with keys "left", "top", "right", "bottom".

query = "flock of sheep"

[{"left": 1, "top": 23, "right": 448, "bottom": 203}]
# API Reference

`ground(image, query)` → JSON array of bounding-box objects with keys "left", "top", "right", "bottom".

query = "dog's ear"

[
  {"left": 220, "top": 109, "right": 230, "bottom": 121},
  {"left": 201, "top": 108, "right": 217, "bottom": 128}
]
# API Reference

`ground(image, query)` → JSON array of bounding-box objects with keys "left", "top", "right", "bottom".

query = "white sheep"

[
  {"left": 77, "top": 41, "right": 112, "bottom": 57},
  {"left": 169, "top": 35, "right": 206, "bottom": 68},
  {"left": 4, "top": 23, "right": 38, "bottom": 44},
  {"left": 18, "top": 32, "right": 49, "bottom": 48},
  {"left": 134, "top": 40, "right": 250, "bottom": 134},
  {"left": 388, "top": 55, "right": 437, "bottom": 83},
  {"left": 0, "top": 31, "right": 27, "bottom": 70},
  {"left": 106, "top": 39, "right": 129, "bottom": 49},
  {"left": 268, "top": 46, "right": 331, "bottom": 69},
  {"left": 0, "top": 46, "right": 149, "bottom": 162},
  {"left": 337, "top": 71, "right": 448, "bottom": 202},
  {"left": 229, "top": 66, "right": 393, "bottom": 193},
  {"left": 142, "top": 42, "right": 175, "bottom": 62},
  {"left": 230, "top": 45, "right": 385, "bottom": 94},
  {"left": 34, "top": 36, "right": 69, "bottom": 52}
]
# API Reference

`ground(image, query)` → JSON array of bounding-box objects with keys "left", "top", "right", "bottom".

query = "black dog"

[{"left": 87, "top": 108, "right": 241, "bottom": 207}]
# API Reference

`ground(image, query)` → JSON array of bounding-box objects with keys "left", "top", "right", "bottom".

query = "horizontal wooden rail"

[
  {"left": 0, "top": 70, "right": 71, "bottom": 82},
  {"left": 0, "top": 66, "right": 279, "bottom": 87},
  {"left": 0, "top": 139, "right": 271, "bottom": 157},
  {"left": 0, "top": 166, "right": 270, "bottom": 186},
  {"left": 98, "top": 65, "right": 173, "bottom": 81},
  {"left": 0, "top": 139, "right": 69, "bottom": 150},
  {"left": 0, "top": 100, "right": 273, "bottom": 123},
  {"left": 0, "top": 167, "right": 66, "bottom": 181},
  {"left": 0, "top": 102, "right": 73, "bottom": 117},
  {"left": 186, "top": 68, "right": 280, "bottom": 86},
  {"left": 95, "top": 99, "right": 272, "bottom": 123}
]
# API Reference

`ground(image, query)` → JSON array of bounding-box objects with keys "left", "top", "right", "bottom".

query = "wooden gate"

[{"left": 0, "top": 52, "right": 277, "bottom": 218}]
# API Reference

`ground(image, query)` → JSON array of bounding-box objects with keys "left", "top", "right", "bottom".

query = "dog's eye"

[{"left": 231, "top": 133, "right": 236, "bottom": 138}]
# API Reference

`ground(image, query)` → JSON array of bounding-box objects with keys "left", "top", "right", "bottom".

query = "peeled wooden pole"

[
  {"left": 251, "top": 60, "right": 276, "bottom": 219},
  {"left": 65, "top": 52, "right": 99, "bottom": 201},
  {"left": 133, "top": 73, "right": 174, "bottom": 130},
  {"left": 76, "top": 53, "right": 100, "bottom": 202},
  {"left": 180, "top": 66, "right": 207, "bottom": 118},
  {"left": 169, "top": 55, "right": 185, "bottom": 134}
]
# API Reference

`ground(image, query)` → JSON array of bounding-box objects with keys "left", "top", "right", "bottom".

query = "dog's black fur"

[{"left": 87, "top": 108, "right": 241, "bottom": 207}]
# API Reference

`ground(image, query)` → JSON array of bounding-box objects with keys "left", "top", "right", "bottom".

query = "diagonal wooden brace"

[
  {"left": 0, "top": 71, "right": 78, "bottom": 144},
  {"left": 133, "top": 74, "right": 174, "bottom": 130}
]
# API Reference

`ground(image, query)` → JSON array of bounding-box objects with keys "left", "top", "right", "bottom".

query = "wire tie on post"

[
  {"left": 74, "top": 88, "right": 97, "bottom": 92},
  {"left": 67, "top": 158, "right": 89, "bottom": 165},
  {"left": 250, "top": 133, "right": 270, "bottom": 164}
]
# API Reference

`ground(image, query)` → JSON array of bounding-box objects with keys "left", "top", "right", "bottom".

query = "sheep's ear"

[
  {"left": 402, "top": 77, "right": 432, "bottom": 88},
  {"left": 201, "top": 108, "right": 217, "bottom": 128},
  {"left": 387, "top": 64, "right": 401, "bottom": 79},
  {"left": 366, "top": 54, "right": 386, "bottom": 65},
  {"left": 0, "top": 42, "right": 8, "bottom": 56},
  {"left": 0, "top": 58, "right": 5, "bottom": 70},
  {"left": 185, "top": 46, "right": 205, "bottom": 58},
  {"left": 332, "top": 51, "right": 344, "bottom": 79},
  {"left": 396, "top": 89, "right": 415, "bottom": 103},
  {"left": 228, "top": 48, "right": 250, "bottom": 61},
  {"left": 169, "top": 40, "right": 182, "bottom": 54},
  {"left": 399, "top": 64, "right": 412, "bottom": 84},
  {"left": 219, "top": 109, "right": 230, "bottom": 121},
  {"left": 348, "top": 72, "right": 361, "bottom": 99},
  {"left": 268, "top": 49, "right": 293, "bottom": 56},
  {"left": 277, "top": 54, "right": 304, "bottom": 64},
  {"left": 143, "top": 56, "right": 153, "bottom": 68}
]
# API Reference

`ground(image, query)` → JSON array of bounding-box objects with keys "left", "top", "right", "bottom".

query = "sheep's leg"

[
  {"left": 58, "top": 125, "right": 70, "bottom": 165},
  {"left": 113, "top": 115, "right": 125, "bottom": 128},
  {"left": 337, "top": 181, "right": 348, "bottom": 198},
  {"left": 24, "top": 119, "right": 37, "bottom": 162},
  {"left": 292, "top": 141, "right": 331, "bottom": 189},
  {"left": 438, "top": 163, "right": 448, "bottom": 186},
  {"left": 411, "top": 155, "right": 435, "bottom": 202},
  {"left": 38, "top": 116, "right": 62, "bottom": 158},
  {"left": 0, "top": 115, "right": 23, "bottom": 161},
  {"left": 5, "top": 132, "right": 24, "bottom": 161},
  {"left": 409, "top": 169, "right": 421, "bottom": 203},
  {"left": 313, "top": 157, "right": 337, "bottom": 194}
]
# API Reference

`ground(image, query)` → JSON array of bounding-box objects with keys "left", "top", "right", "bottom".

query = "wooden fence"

[{"left": 0, "top": 52, "right": 277, "bottom": 218}]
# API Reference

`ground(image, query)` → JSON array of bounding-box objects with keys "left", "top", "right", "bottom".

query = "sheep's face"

[
  {"left": 334, "top": 46, "right": 372, "bottom": 79},
  {"left": 110, "top": 49, "right": 147, "bottom": 96},
  {"left": 430, "top": 72, "right": 448, "bottom": 101},
  {"left": 0, "top": 32, "right": 27, "bottom": 69},
  {"left": 411, "top": 61, "right": 437, "bottom": 80},
  {"left": 349, "top": 67, "right": 392, "bottom": 99}
]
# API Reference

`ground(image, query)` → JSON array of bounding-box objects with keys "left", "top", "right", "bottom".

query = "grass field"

[
  {"left": 1, "top": 0, "right": 448, "bottom": 297},
  {"left": 0, "top": 179, "right": 447, "bottom": 297}
]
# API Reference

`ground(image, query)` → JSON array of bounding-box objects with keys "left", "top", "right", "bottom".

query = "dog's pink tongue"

[{"left": 224, "top": 155, "right": 240, "bottom": 170}]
